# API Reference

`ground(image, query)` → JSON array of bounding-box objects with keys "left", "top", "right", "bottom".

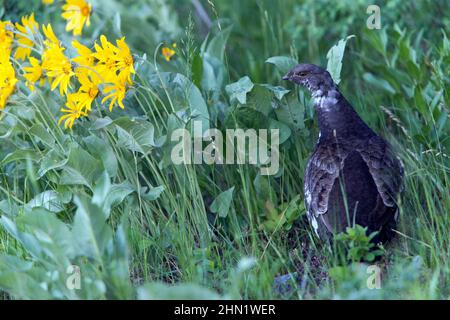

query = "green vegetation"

[{"left": 0, "top": 0, "right": 448, "bottom": 299}]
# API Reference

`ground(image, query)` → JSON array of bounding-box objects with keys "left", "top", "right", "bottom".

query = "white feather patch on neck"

[{"left": 312, "top": 89, "right": 338, "bottom": 111}]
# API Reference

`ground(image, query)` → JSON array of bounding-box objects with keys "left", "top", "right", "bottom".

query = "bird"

[{"left": 283, "top": 63, "right": 404, "bottom": 243}]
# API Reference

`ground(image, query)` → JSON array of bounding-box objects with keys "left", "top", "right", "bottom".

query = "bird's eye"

[{"left": 298, "top": 72, "right": 307, "bottom": 77}]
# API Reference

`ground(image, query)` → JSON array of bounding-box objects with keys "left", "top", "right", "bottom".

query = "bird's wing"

[
  {"left": 357, "top": 136, "right": 404, "bottom": 207},
  {"left": 304, "top": 144, "right": 345, "bottom": 217}
]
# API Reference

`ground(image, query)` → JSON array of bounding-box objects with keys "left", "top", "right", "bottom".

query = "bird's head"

[{"left": 282, "top": 63, "right": 336, "bottom": 95}]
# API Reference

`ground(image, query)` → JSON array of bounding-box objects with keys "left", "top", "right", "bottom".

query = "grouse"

[{"left": 283, "top": 63, "right": 404, "bottom": 243}]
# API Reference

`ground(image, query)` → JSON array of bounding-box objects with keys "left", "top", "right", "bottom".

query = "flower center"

[
  {"left": 81, "top": 5, "right": 90, "bottom": 17},
  {"left": 63, "top": 63, "right": 72, "bottom": 75},
  {"left": 124, "top": 56, "right": 132, "bottom": 67},
  {"left": 88, "top": 87, "right": 98, "bottom": 98}
]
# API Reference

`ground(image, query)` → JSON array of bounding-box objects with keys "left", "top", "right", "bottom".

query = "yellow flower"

[
  {"left": 42, "top": 0, "right": 55, "bottom": 4},
  {"left": 14, "top": 13, "right": 39, "bottom": 61},
  {"left": 42, "top": 46, "right": 74, "bottom": 95},
  {"left": 162, "top": 45, "right": 175, "bottom": 61},
  {"left": 58, "top": 93, "right": 88, "bottom": 128},
  {"left": 93, "top": 35, "right": 118, "bottom": 81},
  {"left": 72, "top": 40, "right": 94, "bottom": 68},
  {"left": 74, "top": 70, "right": 100, "bottom": 111},
  {"left": 0, "top": 21, "right": 14, "bottom": 52},
  {"left": 61, "top": 0, "right": 92, "bottom": 36},
  {"left": 101, "top": 74, "right": 127, "bottom": 111},
  {"left": 115, "top": 37, "right": 134, "bottom": 83},
  {"left": 0, "top": 49, "right": 17, "bottom": 110},
  {"left": 42, "top": 24, "right": 62, "bottom": 49},
  {"left": 40, "top": 24, "right": 73, "bottom": 95},
  {"left": 23, "top": 57, "right": 44, "bottom": 91}
]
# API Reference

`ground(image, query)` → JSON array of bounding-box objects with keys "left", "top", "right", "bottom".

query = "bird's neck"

[{"left": 312, "top": 88, "right": 373, "bottom": 141}]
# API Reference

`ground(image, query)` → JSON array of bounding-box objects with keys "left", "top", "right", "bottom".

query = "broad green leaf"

[
  {"left": 92, "top": 171, "right": 111, "bottom": 208},
  {"left": 268, "top": 118, "right": 291, "bottom": 144},
  {"left": 26, "top": 190, "right": 65, "bottom": 213},
  {"left": 148, "top": 72, "right": 210, "bottom": 133},
  {"left": 0, "top": 255, "right": 33, "bottom": 272},
  {"left": 114, "top": 117, "right": 160, "bottom": 154},
  {"left": 38, "top": 149, "right": 68, "bottom": 178},
  {"left": 326, "top": 35, "right": 355, "bottom": 85},
  {"left": 141, "top": 185, "right": 165, "bottom": 201},
  {"left": 205, "top": 25, "right": 232, "bottom": 62},
  {"left": 19, "top": 208, "right": 74, "bottom": 263},
  {"left": 71, "top": 196, "right": 113, "bottom": 261},
  {"left": 274, "top": 92, "right": 305, "bottom": 132},
  {"left": 266, "top": 56, "right": 298, "bottom": 75},
  {"left": 260, "top": 84, "right": 290, "bottom": 100},
  {"left": 229, "top": 107, "right": 291, "bottom": 144},
  {"left": 210, "top": 187, "right": 235, "bottom": 218},
  {"left": 0, "top": 200, "right": 19, "bottom": 216},
  {"left": 89, "top": 117, "right": 113, "bottom": 130},
  {"left": 0, "top": 271, "right": 52, "bottom": 300},
  {"left": 59, "top": 147, "right": 102, "bottom": 190},
  {"left": 1, "top": 149, "right": 40, "bottom": 165},
  {"left": 246, "top": 85, "right": 273, "bottom": 115},
  {"left": 29, "top": 123, "right": 56, "bottom": 148},
  {"left": 0, "top": 216, "right": 44, "bottom": 261},
  {"left": 84, "top": 135, "right": 118, "bottom": 178},
  {"left": 225, "top": 76, "right": 254, "bottom": 104},
  {"left": 102, "top": 183, "right": 134, "bottom": 218}
]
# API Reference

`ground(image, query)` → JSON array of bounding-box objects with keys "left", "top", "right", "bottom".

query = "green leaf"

[
  {"left": 363, "top": 73, "right": 396, "bottom": 94},
  {"left": 266, "top": 56, "right": 298, "bottom": 75},
  {"left": 225, "top": 76, "right": 254, "bottom": 104},
  {"left": 260, "top": 84, "right": 290, "bottom": 100},
  {"left": 141, "top": 185, "right": 165, "bottom": 201},
  {"left": 0, "top": 271, "right": 52, "bottom": 300},
  {"left": 92, "top": 171, "right": 111, "bottom": 208},
  {"left": 38, "top": 149, "right": 68, "bottom": 178},
  {"left": 210, "top": 187, "right": 235, "bottom": 218},
  {"left": 102, "top": 183, "right": 134, "bottom": 218},
  {"left": 229, "top": 107, "right": 291, "bottom": 144},
  {"left": 90, "top": 117, "right": 113, "bottom": 130},
  {"left": 147, "top": 73, "right": 210, "bottom": 133},
  {"left": 326, "top": 35, "right": 355, "bottom": 85},
  {"left": 0, "top": 255, "right": 33, "bottom": 272},
  {"left": 26, "top": 191, "right": 65, "bottom": 213},
  {"left": 1, "top": 149, "right": 40, "bottom": 165},
  {"left": 59, "top": 146, "right": 103, "bottom": 190},
  {"left": 0, "top": 216, "right": 44, "bottom": 261},
  {"left": 246, "top": 85, "right": 273, "bottom": 115},
  {"left": 84, "top": 135, "right": 118, "bottom": 178},
  {"left": 192, "top": 53, "right": 203, "bottom": 89},
  {"left": 205, "top": 25, "right": 232, "bottom": 62},
  {"left": 275, "top": 92, "right": 305, "bottom": 132},
  {"left": 0, "top": 200, "right": 19, "bottom": 216},
  {"left": 29, "top": 124, "right": 56, "bottom": 148},
  {"left": 71, "top": 196, "right": 113, "bottom": 261},
  {"left": 19, "top": 208, "right": 75, "bottom": 262},
  {"left": 114, "top": 117, "right": 160, "bottom": 154}
]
